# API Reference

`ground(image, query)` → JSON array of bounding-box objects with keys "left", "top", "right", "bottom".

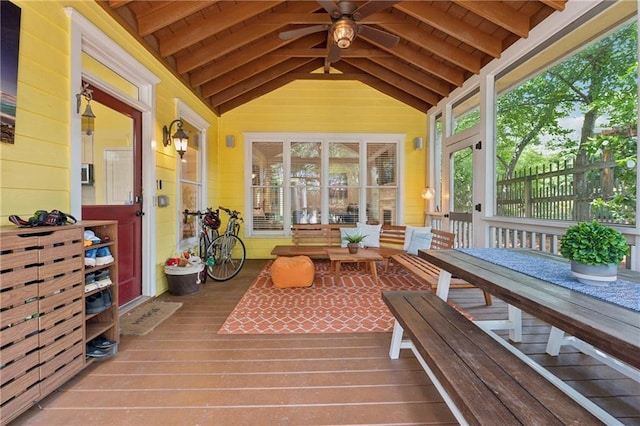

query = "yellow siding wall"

[
  {"left": 0, "top": 1, "right": 427, "bottom": 289},
  {"left": 220, "top": 79, "right": 427, "bottom": 258},
  {"left": 0, "top": 1, "right": 220, "bottom": 296}
]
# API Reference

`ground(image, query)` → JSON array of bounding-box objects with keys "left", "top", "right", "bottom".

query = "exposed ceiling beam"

[
  {"left": 218, "top": 59, "right": 325, "bottom": 114},
  {"left": 190, "top": 31, "right": 315, "bottom": 87},
  {"left": 176, "top": 2, "right": 322, "bottom": 74},
  {"left": 539, "top": 0, "right": 566, "bottom": 11},
  {"left": 343, "top": 58, "right": 441, "bottom": 106},
  {"left": 395, "top": 2, "right": 502, "bottom": 58},
  {"left": 367, "top": 56, "right": 452, "bottom": 97},
  {"left": 453, "top": 1, "right": 530, "bottom": 38},
  {"left": 158, "top": 1, "right": 283, "bottom": 57},
  {"left": 377, "top": 21, "right": 481, "bottom": 73},
  {"left": 209, "top": 57, "right": 317, "bottom": 108},
  {"left": 333, "top": 62, "right": 431, "bottom": 113},
  {"left": 202, "top": 33, "right": 326, "bottom": 98},
  {"left": 137, "top": 1, "right": 218, "bottom": 36}
]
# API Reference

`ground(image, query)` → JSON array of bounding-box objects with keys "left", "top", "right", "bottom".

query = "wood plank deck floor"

[{"left": 13, "top": 259, "right": 640, "bottom": 425}]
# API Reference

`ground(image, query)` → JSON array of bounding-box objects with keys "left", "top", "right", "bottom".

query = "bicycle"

[
  {"left": 205, "top": 206, "right": 246, "bottom": 281},
  {"left": 183, "top": 207, "right": 221, "bottom": 283}
]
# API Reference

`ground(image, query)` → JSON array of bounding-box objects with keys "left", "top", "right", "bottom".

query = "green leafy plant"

[
  {"left": 559, "top": 221, "right": 629, "bottom": 265},
  {"left": 343, "top": 233, "right": 367, "bottom": 244}
]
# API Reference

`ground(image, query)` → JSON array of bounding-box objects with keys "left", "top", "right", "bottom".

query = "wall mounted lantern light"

[
  {"left": 163, "top": 119, "right": 188, "bottom": 160},
  {"left": 332, "top": 18, "right": 356, "bottom": 48},
  {"left": 76, "top": 83, "right": 96, "bottom": 136}
]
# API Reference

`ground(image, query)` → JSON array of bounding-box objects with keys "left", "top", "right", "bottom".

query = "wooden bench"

[
  {"left": 382, "top": 291, "right": 601, "bottom": 425},
  {"left": 390, "top": 230, "right": 492, "bottom": 306},
  {"left": 270, "top": 223, "right": 406, "bottom": 264}
]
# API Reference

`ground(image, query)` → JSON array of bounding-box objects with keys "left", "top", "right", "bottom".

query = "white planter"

[{"left": 570, "top": 261, "right": 617, "bottom": 286}]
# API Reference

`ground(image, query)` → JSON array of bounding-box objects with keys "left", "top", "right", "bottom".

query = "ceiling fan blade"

[
  {"left": 327, "top": 42, "right": 342, "bottom": 63},
  {"left": 352, "top": 1, "right": 400, "bottom": 20},
  {"left": 358, "top": 25, "right": 400, "bottom": 48},
  {"left": 279, "top": 24, "right": 329, "bottom": 40},
  {"left": 317, "top": 0, "right": 341, "bottom": 19}
]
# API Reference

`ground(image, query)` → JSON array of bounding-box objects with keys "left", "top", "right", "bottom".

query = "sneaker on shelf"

[
  {"left": 84, "top": 273, "right": 99, "bottom": 292},
  {"left": 86, "top": 343, "right": 111, "bottom": 358},
  {"left": 84, "top": 249, "right": 97, "bottom": 267},
  {"left": 84, "top": 230, "right": 102, "bottom": 245},
  {"left": 95, "top": 247, "right": 114, "bottom": 266},
  {"left": 91, "top": 335, "right": 116, "bottom": 350},
  {"left": 102, "top": 288, "right": 113, "bottom": 308},
  {"left": 94, "top": 269, "right": 112, "bottom": 288},
  {"left": 85, "top": 291, "right": 107, "bottom": 314}
]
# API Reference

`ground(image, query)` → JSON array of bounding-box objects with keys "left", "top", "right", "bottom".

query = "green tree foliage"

[{"left": 496, "top": 21, "right": 637, "bottom": 224}]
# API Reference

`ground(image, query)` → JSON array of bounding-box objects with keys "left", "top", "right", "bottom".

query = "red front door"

[{"left": 81, "top": 84, "right": 143, "bottom": 306}]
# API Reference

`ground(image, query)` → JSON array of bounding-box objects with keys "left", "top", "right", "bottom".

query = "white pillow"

[
  {"left": 356, "top": 222, "right": 382, "bottom": 247},
  {"left": 403, "top": 226, "right": 432, "bottom": 251},
  {"left": 407, "top": 231, "right": 433, "bottom": 255},
  {"left": 340, "top": 227, "right": 361, "bottom": 248}
]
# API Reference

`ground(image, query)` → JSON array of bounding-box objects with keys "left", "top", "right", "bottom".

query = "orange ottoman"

[{"left": 271, "top": 256, "right": 315, "bottom": 288}]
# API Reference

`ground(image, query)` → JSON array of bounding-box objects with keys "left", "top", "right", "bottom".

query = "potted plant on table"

[
  {"left": 343, "top": 233, "right": 367, "bottom": 254},
  {"left": 559, "top": 220, "right": 629, "bottom": 286}
]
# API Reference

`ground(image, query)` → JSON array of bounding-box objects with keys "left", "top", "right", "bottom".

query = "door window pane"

[{"left": 81, "top": 100, "right": 134, "bottom": 206}]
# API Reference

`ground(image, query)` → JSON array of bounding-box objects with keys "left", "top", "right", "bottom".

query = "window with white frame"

[
  {"left": 179, "top": 123, "right": 203, "bottom": 248},
  {"left": 494, "top": 4, "right": 637, "bottom": 226},
  {"left": 247, "top": 133, "right": 403, "bottom": 234}
]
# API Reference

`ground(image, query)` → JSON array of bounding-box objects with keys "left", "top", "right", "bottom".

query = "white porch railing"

[{"left": 426, "top": 215, "right": 638, "bottom": 270}]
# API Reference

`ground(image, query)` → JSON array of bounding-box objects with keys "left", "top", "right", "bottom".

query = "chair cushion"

[
  {"left": 406, "top": 231, "right": 433, "bottom": 255},
  {"left": 403, "top": 226, "right": 432, "bottom": 251},
  {"left": 271, "top": 256, "right": 315, "bottom": 288},
  {"left": 356, "top": 222, "right": 382, "bottom": 247}
]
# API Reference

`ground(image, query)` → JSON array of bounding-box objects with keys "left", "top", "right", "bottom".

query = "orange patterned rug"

[{"left": 218, "top": 259, "right": 430, "bottom": 334}]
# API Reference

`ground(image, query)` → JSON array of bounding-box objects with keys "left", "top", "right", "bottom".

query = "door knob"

[{"left": 135, "top": 210, "right": 145, "bottom": 217}]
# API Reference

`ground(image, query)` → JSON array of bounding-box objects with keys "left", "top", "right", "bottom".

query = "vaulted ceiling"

[{"left": 99, "top": 0, "right": 566, "bottom": 115}]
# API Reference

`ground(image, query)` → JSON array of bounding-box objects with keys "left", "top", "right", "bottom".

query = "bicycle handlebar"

[
  {"left": 183, "top": 208, "right": 219, "bottom": 224},
  {"left": 218, "top": 206, "right": 242, "bottom": 219}
]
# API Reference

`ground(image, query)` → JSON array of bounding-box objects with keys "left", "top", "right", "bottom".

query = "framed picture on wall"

[{"left": 1, "top": 1, "right": 21, "bottom": 144}]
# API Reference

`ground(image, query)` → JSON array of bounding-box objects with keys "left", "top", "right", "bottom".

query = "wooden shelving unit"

[
  {"left": 0, "top": 220, "right": 119, "bottom": 424},
  {"left": 82, "top": 220, "right": 119, "bottom": 364}
]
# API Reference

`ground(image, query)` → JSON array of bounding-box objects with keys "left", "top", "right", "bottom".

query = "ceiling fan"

[{"left": 279, "top": 0, "right": 400, "bottom": 63}]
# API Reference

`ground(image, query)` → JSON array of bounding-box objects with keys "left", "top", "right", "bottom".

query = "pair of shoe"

[
  {"left": 85, "top": 288, "right": 113, "bottom": 314},
  {"left": 85, "top": 273, "right": 99, "bottom": 292},
  {"left": 95, "top": 269, "right": 112, "bottom": 288},
  {"left": 85, "top": 247, "right": 114, "bottom": 267},
  {"left": 86, "top": 335, "right": 117, "bottom": 358}
]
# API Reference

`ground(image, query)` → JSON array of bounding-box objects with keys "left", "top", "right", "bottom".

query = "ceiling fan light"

[{"left": 333, "top": 19, "right": 355, "bottom": 49}]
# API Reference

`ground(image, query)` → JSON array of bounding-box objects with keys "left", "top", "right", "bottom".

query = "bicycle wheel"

[
  {"left": 198, "top": 234, "right": 209, "bottom": 284},
  {"left": 206, "top": 234, "right": 246, "bottom": 281}
]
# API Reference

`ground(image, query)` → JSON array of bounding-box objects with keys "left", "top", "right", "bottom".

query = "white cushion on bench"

[
  {"left": 357, "top": 222, "right": 382, "bottom": 247},
  {"left": 406, "top": 231, "right": 433, "bottom": 255},
  {"left": 403, "top": 226, "right": 432, "bottom": 251}
]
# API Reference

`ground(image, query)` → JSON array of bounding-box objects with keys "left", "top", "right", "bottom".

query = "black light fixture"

[
  {"left": 76, "top": 83, "right": 96, "bottom": 136},
  {"left": 332, "top": 18, "right": 356, "bottom": 48},
  {"left": 163, "top": 119, "right": 189, "bottom": 160}
]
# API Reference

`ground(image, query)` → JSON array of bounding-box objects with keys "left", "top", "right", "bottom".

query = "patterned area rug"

[{"left": 218, "top": 260, "right": 430, "bottom": 334}]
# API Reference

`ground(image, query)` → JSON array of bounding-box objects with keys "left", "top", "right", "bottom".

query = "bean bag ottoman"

[{"left": 271, "top": 256, "right": 315, "bottom": 288}]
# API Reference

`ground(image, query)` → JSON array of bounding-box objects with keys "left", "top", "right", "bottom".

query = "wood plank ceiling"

[{"left": 99, "top": 1, "right": 566, "bottom": 115}]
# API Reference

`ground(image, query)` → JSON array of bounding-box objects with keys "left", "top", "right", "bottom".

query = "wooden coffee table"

[{"left": 326, "top": 248, "right": 383, "bottom": 285}]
